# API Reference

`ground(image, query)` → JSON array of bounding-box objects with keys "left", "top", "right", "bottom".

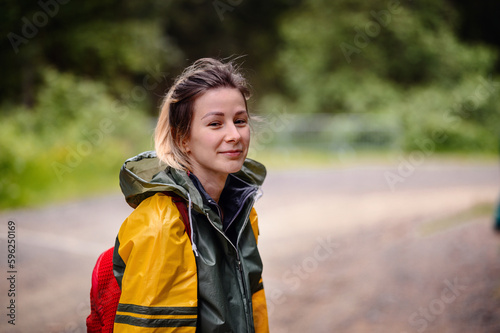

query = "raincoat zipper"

[
  {"left": 204, "top": 196, "right": 256, "bottom": 331},
  {"left": 204, "top": 211, "right": 243, "bottom": 266},
  {"left": 235, "top": 199, "right": 257, "bottom": 331}
]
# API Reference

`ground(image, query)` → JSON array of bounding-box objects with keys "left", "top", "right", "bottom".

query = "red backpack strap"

[{"left": 165, "top": 192, "right": 191, "bottom": 239}]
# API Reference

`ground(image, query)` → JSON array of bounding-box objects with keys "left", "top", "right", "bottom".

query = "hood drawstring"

[
  {"left": 255, "top": 187, "right": 264, "bottom": 202},
  {"left": 187, "top": 192, "right": 199, "bottom": 257}
]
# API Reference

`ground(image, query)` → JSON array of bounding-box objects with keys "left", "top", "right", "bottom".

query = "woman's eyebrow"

[
  {"left": 235, "top": 110, "right": 248, "bottom": 116},
  {"left": 201, "top": 111, "right": 224, "bottom": 120},
  {"left": 201, "top": 110, "right": 247, "bottom": 120}
]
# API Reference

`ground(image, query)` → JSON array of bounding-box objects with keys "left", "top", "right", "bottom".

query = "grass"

[
  {"left": 0, "top": 154, "right": 125, "bottom": 211},
  {"left": 249, "top": 147, "right": 499, "bottom": 170},
  {"left": 418, "top": 202, "right": 496, "bottom": 237}
]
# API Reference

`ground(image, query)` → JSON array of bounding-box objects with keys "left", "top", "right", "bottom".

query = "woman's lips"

[{"left": 219, "top": 150, "right": 243, "bottom": 157}]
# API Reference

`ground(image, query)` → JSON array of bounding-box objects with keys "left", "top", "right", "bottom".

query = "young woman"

[{"left": 112, "top": 58, "right": 269, "bottom": 332}]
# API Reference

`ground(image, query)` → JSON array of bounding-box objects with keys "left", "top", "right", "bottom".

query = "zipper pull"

[{"left": 237, "top": 260, "right": 243, "bottom": 272}]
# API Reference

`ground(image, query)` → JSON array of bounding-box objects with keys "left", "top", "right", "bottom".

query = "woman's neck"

[{"left": 192, "top": 171, "right": 227, "bottom": 203}]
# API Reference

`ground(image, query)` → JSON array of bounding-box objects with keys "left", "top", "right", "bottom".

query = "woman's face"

[{"left": 184, "top": 87, "right": 250, "bottom": 181}]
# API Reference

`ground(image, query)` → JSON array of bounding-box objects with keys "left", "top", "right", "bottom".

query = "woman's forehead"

[{"left": 193, "top": 88, "right": 247, "bottom": 114}]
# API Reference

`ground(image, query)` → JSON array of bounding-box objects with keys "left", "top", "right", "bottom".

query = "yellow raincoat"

[{"left": 113, "top": 151, "right": 269, "bottom": 332}]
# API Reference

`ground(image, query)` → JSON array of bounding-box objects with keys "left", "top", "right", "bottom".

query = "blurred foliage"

[
  {"left": 0, "top": 0, "right": 499, "bottom": 208},
  {"left": 0, "top": 68, "right": 150, "bottom": 208},
  {"left": 268, "top": 0, "right": 499, "bottom": 152}
]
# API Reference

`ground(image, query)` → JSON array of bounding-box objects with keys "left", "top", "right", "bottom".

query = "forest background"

[{"left": 1, "top": 0, "right": 499, "bottom": 209}]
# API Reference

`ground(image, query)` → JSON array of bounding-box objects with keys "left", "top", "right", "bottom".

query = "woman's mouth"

[{"left": 219, "top": 150, "right": 243, "bottom": 158}]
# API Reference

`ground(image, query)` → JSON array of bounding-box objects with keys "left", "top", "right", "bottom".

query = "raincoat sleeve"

[
  {"left": 113, "top": 193, "right": 198, "bottom": 332},
  {"left": 249, "top": 208, "right": 270, "bottom": 333}
]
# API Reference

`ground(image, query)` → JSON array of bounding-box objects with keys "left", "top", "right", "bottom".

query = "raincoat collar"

[{"left": 119, "top": 151, "right": 266, "bottom": 215}]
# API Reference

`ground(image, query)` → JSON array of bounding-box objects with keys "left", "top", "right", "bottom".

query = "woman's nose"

[{"left": 225, "top": 123, "right": 241, "bottom": 142}]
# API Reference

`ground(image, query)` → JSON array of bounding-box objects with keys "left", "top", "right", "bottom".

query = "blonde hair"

[{"left": 154, "top": 58, "right": 251, "bottom": 170}]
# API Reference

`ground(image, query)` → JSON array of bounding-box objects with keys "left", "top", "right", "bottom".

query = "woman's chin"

[{"left": 224, "top": 160, "right": 245, "bottom": 174}]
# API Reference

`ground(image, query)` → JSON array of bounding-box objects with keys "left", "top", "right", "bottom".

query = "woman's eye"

[
  {"left": 235, "top": 119, "right": 248, "bottom": 125},
  {"left": 208, "top": 122, "right": 221, "bottom": 127}
]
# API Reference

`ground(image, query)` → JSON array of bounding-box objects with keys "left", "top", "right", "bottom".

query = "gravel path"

[{"left": 0, "top": 162, "right": 498, "bottom": 332}]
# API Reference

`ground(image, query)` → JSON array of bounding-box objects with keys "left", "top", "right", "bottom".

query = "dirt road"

[{"left": 0, "top": 161, "right": 499, "bottom": 332}]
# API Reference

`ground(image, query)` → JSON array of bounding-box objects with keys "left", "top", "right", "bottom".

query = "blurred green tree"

[
  {"left": 269, "top": 0, "right": 499, "bottom": 151},
  {"left": 1, "top": 0, "right": 182, "bottom": 108}
]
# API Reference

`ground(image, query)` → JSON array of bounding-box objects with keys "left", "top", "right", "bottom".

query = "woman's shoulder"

[{"left": 124, "top": 193, "right": 184, "bottom": 230}]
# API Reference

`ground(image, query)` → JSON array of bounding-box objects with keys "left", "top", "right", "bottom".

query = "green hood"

[{"left": 119, "top": 151, "right": 266, "bottom": 212}]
